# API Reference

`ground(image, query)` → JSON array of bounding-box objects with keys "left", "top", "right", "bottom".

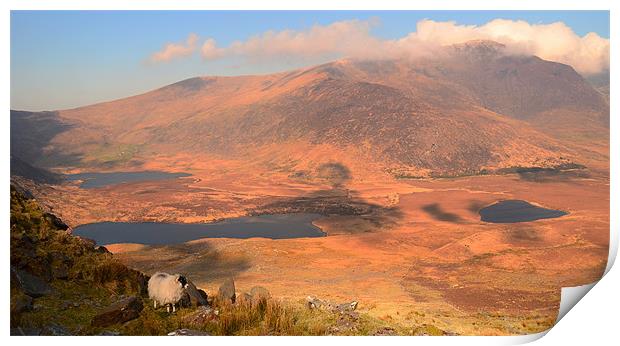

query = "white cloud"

[
  {"left": 150, "top": 33, "right": 199, "bottom": 63},
  {"left": 201, "top": 19, "right": 387, "bottom": 62},
  {"left": 151, "top": 19, "right": 610, "bottom": 75},
  {"left": 408, "top": 19, "right": 609, "bottom": 75}
]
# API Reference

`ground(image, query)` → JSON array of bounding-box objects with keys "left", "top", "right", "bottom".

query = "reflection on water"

[
  {"left": 67, "top": 171, "right": 191, "bottom": 189},
  {"left": 73, "top": 213, "right": 326, "bottom": 245},
  {"left": 480, "top": 200, "right": 567, "bottom": 223}
]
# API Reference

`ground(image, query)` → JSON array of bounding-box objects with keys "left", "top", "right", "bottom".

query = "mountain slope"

[{"left": 10, "top": 41, "right": 608, "bottom": 178}]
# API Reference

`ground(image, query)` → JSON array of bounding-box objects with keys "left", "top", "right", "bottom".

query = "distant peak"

[
  {"left": 450, "top": 39, "right": 506, "bottom": 50},
  {"left": 159, "top": 76, "right": 215, "bottom": 92},
  {"left": 448, "top": 40, "right": 506, "bottom": 60}
]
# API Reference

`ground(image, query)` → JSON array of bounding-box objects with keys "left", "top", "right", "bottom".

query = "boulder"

[
  {"left": 218, "top": 278, "right": 236, "bottom": 303},
  {"left": 10, "top": 327, "right": 41, "bottom": 336},
  {"left": 91, "top": 296, "right": 143, "bottom": 327},
  {"left": 306, "top": 296, "right": 358, "bottom": 314},
  {"left": 182, "top": 306, "right": 219, "bottom": 326},
  {"left": 94, "top": 245, "right": 111, "bottom": 254},
  {"left": 306, "top": 296, "right": 327, "bottom": 310},
  {"left": 168, "top": 329, "right": 211, "bottom": 336},
  {"left": 10, "top": 267, "right": 21, "bottom": 289},
  {"left": 181, "top": 281, "right": 208, "bottom": 307},
  {"left": 76, "top": 236, "right": 97, "bottom": 249},
  {"left": 249, "top": 286, "right": 271, "bottom": 302},
  {"left": 372, "top": 327, "right": 397, "bottom": 336},
  {"left": 198, "top": 288, "right": 208, "bottom": 301},
  {"left": 98, "top": 331, "right": 121, "bottom": 336},
  {"left": 335, "top": 301, "right": 358, "bottom": 313},
  {"left": 11, "top": 291, "right": 33, "bottom": 315},
  {"left": 43, "top": 323, "right": 71, "bottom": 336},
  {"left": 239, "top": 292, "right": 252, "bottom": 303},
  {"left": 51, "top": 263, "right": 69, "bottom": 280},
  {"left": 43, "top": 212, "right": 69, "bottom": 231},
  {"left": 13, "top": 269, "right": 54, "bottom": 297}
]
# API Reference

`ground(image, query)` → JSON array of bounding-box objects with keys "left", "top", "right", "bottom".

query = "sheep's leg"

[
  {"left": 153, "top": 300, "right": 157, "bottom": 309},
  {"left": 167, "top": 304, "right": 170, "bottom": 313},
  {"left": 173, "top": 304, "right": 176, "bottom": 313}
]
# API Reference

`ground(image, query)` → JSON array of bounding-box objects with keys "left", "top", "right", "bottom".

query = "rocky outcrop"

[
  {"left": 44, "top": 323, "right": 71, "bottom": 336},
  {"left": 12, "top": 268, "right": 54, "bottom": 298},
  {"left": 372, "top": 327, "right": 397, "bottom": 336},
  {"left": 180, "top": 281, "right": 209, "bottom": 307},
  {"left": 306, "top": 296, "right": 358, "bottom": 314},
  {"left": 168, "top": 328, "right": 211, "bottom": 336},
  {"left": 11, "top": 327, "right": 42, "bottom": 336},
  {"left": 182, "top": 306, "right": 219, "bottom": 326},
  {"left": 218, "top": 278, "right": 236, "bottom": 303},
  {"left": 248, "top": 286, "right": 271, "bottom": 303},
  {"left": 10, "top": 291, "right": 33, "bottom": 315},
  {"left": 91, "top": 296, "right": 144, "bottom": 327}
]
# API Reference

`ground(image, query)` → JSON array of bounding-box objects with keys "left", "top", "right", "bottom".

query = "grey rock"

[
  {"left": 76, "top": 236, "right": 96, "bottom": 248},
  {"left": 10, "top": 267, "right": 21, "bottom": 289},
  {"left": 240, "top": 292, "right": 252, "bottom": 303},
  {"left": 249, "top": 286, "right": 271, "bottom": 302},
  {"left": 336, "top": 301, "right": 358, "bottom": 313},
  {"left": 218, "top": 278, "right": 236, "bottom": 303},
  {"left": 13, "top": 269, "right": 54, "bottom": 297},
  {"left": 181, "top": 281, "right": 208, "bottom": 307},
  {"left": 167, "top": 328, "right": 211, "bottom": 336},
  {"left": 11, "top": 292, "right": 33, "bottom": 314},
  {"left": 43, "top": 212, "right": 69, "bottom": 230},
  {"left": 306, "top": 296, "right": 358, "bottom": 314},
  {"left": 182, "top": 306, "right": 219, "bottom": 326},
  {"left": 98, "top": 330, "right": 121, "bottom": 336},
  {"left": 91, "top": 296, "right": 143, "bottom": 328},
  {"left": 51, "top": 264, "right": 69, "bottom": 280},
  {"left": 306, "top": 296, "right": 327, "bottom": 310},
  {"left": 372, "top": 327, "right": 397, "bottom": 336},
  {"left": 44, "top": 323, "right": 71, "bottom": 336},
  {"left": 95, "top": 246, "right": 111, "bottom": 254},
  {"left": 11, "top": 327, "right": 41, "bottom": 336}
]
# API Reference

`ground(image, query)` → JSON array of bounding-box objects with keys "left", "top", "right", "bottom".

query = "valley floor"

[{"left": 15, "top": 164, "right": 610, "bottom": 335}]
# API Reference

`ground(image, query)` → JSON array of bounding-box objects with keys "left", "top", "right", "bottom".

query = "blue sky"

[{"left": 11, "top": 11, "right": 609, "bottom": 111}]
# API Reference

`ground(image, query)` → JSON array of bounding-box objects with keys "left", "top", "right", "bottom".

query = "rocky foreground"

[{"left": 10, "top": 186, "right": 451, "bottom": 336}]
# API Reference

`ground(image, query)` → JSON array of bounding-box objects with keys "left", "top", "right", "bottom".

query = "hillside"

[
  {"left": 11, "top": 187, "right": 446, "bottom": 336},
  {"left": 10, "top": 40, "right": 609, "bottom": 179}
]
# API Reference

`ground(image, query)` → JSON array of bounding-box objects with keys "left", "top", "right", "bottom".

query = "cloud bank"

[
  {"left": 409, "top": 19, "right": 609, "bottom": 75},
  {"left": 152, "top": 19, "right": 609, "bottom": 75},
  {"left": 150, "top": 33, "right": 199, "bottom": 63}
]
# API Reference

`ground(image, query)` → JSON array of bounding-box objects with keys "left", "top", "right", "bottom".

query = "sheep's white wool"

[{"left": 148, "top": 272, "right": 185, "bottom": 306}]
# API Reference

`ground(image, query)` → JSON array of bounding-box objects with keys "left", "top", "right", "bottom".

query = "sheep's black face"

[{"left": 178, "top": 275, "right": 188, "bottom": 289}]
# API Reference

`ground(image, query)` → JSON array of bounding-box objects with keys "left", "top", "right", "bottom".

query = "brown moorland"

[{"left": 10, "top": 40, "right": 609, "bottom": 335}]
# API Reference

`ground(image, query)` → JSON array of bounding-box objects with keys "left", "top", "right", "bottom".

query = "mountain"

[
  {"left": 10, "top": 156, "right": 63, "bottom": 184},
  {"left": 10, "top": 40, "right": 609, "bottom": 179},
  {"left": 586, "top": 70, "right": 610, "bottom": 99}
]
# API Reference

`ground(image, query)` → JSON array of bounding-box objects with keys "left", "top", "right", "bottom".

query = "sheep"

[{"left": 148, "top": 272, "right": 188, "bottom": 313}]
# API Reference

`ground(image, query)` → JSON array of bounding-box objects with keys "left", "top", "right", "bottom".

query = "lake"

[
  {"left": 66, "top": 171, "right": 191, "bottom": 189},
  {"left": 479, "top": 200, "right": 567, "bottom": 223},
  {"left": 72, "top": 213, "right": 326, "bottom": 245}
]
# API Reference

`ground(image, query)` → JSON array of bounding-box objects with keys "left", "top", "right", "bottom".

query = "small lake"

[
  {"left": 66, "top": 171, "right": 191, "bottom": 189},
  {"left": 72, "top": 213, "right": 326, "bottom": 245},
  {"left": 479, "top": 200, "right": 567, "bottom": 223}
]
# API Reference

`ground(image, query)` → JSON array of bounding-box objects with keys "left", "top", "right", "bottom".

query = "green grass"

[
  {"left": 87, "top": 143, "right": 141, "bottom": 167},
  {"left": 115, "top": 296, "right": 410, "bottom": 336}
]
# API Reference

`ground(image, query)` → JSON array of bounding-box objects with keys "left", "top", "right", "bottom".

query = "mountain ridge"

[{"left": 10, "top": 40, "right": 608, "bottom": 179}]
